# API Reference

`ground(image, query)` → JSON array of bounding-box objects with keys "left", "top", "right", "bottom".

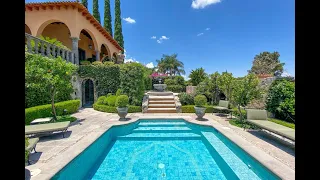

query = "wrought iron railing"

[{"left": 25, "top": 33, "right": 76, "bottom": 64}]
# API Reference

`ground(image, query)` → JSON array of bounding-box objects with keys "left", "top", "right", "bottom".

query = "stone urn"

[
  {"left": 153, "top": 84, "right": 167, "bottom": 91},
  {"left": 194, "top": 106, "right": 207, "bottom": 119},
  {"left": 117, "top": 107, "right": 128, "bottom": 120}
]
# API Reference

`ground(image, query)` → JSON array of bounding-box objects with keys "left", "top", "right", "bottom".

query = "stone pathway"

[{"left": 25, "top": 108, "right": 295, "bottom": 180}]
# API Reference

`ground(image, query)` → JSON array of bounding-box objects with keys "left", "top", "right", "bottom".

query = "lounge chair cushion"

[
  {"left": 246, "top": 109, "right": 267, "bottom": 120},
  {"left": 25, "top": 121, "right": 70, "bottom": 135},
  {"left": 213, "top": 106, "right": 229, "bottom": 110},
  {"left": 26, "top": 138, "right": 39, "bottom": 151},
  {"left": 218, "top": 100, "right": 229, "bottom": 108},
  {"left": 247, "top": 120, "right": 295, "bottom": 141}
]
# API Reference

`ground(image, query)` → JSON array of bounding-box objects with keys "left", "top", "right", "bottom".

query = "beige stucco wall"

[{"left": 25, "top": 7, "right": 118, "bottom": 56}]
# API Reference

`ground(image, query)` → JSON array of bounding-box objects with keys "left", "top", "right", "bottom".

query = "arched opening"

[
  {"left": 100, "top": 44, "right": 110, "bottom": 62},
  {"left": 219, "top": 92, "right": 226, "bottom": 100},
  {"left": 41, "top": 22, "right": 72, "bottom": 50},
  {"left": 25, "top": 24, "right": 31, "bottom": 34},
  {"left": 78, "top": 29, "right": 97, "bottom": 63},
  {"left": 82, "top": 79, "right": 94, "bottom": 107}
]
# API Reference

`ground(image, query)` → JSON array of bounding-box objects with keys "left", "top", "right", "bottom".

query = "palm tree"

[
  {"left": 156, "top": 54, "right": 185, "bottom": 76},
  {"left": 189, "top": 67, "right": 208, "bottom": 86}
]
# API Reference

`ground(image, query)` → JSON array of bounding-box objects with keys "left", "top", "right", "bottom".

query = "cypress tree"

[
  {"left": 104, "top": 0, "right": 113, "bottom": 36},
  {"left": 114, "top": 0, "right": 124, "bottom": 49},
  {"left": 81, "top": 0, "right": 88, "bottom": 8},
  {"left": 93, "top": 0, "right": 101, "bottom": 23}
]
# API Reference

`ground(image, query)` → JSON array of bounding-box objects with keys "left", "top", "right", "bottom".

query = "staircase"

[{"left": 146, "top": 92, "right": 177, "bottom": 113}]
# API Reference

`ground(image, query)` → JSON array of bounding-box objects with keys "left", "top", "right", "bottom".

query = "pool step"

[
  {"left": 118, "top": 132, "right": 201, "bottom": 140},
  {"left": 138, "top": 122, "right": 187, "bottom": 126},
  {"left": 202, "top": 132, "right": 261, "bottom": 180}
]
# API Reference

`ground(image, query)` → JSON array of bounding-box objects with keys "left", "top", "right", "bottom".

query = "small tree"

[
  {"left": 93, "top": 0, "right": 101, "bottom": 23},
  {"left": 81, "top": 0, "right": 88, "bottom": 8},
  {"left": 217, "top": 72, "right": 234, "bottom": 101},
  {"left": 25, "top": 53, "right": 77, "bottom": 121},
  {"left": 189, "top": 67, "right": 207, "bottom": 86},
  {"left": 249, "top": 51, "right": 285, "bottom": 76},
  {"left": 232, "top": 73, "right": 261, "bottom": 121},
  {"left": 209, "top": 72, "right": 220, "bottom": 104}
]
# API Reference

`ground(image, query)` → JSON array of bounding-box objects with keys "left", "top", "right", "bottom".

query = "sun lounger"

[
  {"left": 26, "top": 137, "right": 39, "bottom": 165},
  {"left": 25, "top": 121, "right": 70, "bottom": 138},
  {"left": 213, "top": 100, "right": 233, "bottom": 118},
  {"left": 246, "top": 109, "right": 295, "bottom": 141}
]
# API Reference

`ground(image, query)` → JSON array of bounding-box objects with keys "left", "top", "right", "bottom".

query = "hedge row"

[
  {"left": 181, "top": 105, "right": 233, "bottom": 113},
  {"left": 93, "top": 104, "right": 142, "bottom": 113},
  {"left": 25, "top": 100, "right": 80, "bottom": 125}
]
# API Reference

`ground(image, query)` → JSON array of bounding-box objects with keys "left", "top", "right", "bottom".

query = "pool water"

[{"left": 52, "top": 119, "right": 280, "bottom": 180}]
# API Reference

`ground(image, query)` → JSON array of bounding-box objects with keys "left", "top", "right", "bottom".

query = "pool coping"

[{"left": 30, "top": 115, "right": 294, "bottom": 180}]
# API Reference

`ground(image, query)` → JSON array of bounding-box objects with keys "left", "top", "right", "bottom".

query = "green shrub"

[
  {"left": 92, "top": 61, "right": 102, "bottom": 65},
  {"left": 115, "top": 95, "right": 129, "bottom": 107},
  {"left": 232, "top": 107, "right": 247, "bottom": 119},
  {"left": 106, "top": 93, "right": 113, "bottom": 97},
  {"left": 174, "top": 76, "right": 185, "bottom": 86},
  {"left": 25, "top": 100, "right": 80, "bottom": 125},
  {"left": 229, "top": 118, "right": 257, "bottom": 129},
  {"left": 93, "top": 104, "right": 141, "bottom": 113},
  {"left": 269, "top": 118, "right": 295, "bottom": 129},
  {"left": 103, "top": 61, "right": 115, "bottom": 66},
  {"left": 97, "top": 96, "right": 107, "bottom": 105},
  {"left": 164, "top": 78, "right": 175, "bottom": 86},
  {"left": 178, "top": 92, "right": 194, "bottom": 105},
  {"left": 166, "top": 85, "right": 184, "bottom": 93},
  {"left": 181, "top": 105, "right": 215, "bottom": 113},
  {"left": 106, "top": 95, "right": 117, "bottom": 106},
  {"left": 80, "top": 60, "right": 91, "bottom": 65},
  {"left": 194, "top": 95, "right": 207, "bottom": 107},
  {"left": 266, "top": 79, "right": 295, "bottom": 121},
  {"left": 116, "top": 89, "right": 122, "bottom": 96}
]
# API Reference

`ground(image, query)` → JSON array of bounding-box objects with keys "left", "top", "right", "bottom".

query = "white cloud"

[
  {"left": 157, "top": 40, "right": 162, "bottom": 44},
  {"left": 205, "top": 28, "right": 210, "bottom": 30},
  {"left": 191, "top": 0, "right": 221, "bottom": 9},
  {"left": 123, "top": 17, "right": 136, "bottom": 24},
  {"left": 145, "top": 62, "right": 155, "bottom": 68},
  {"left": 151, "top": 36, "right": 157, "bottom": 39},
  {"left": 182, "top": 75, "right": 190, "bottom": 81},
  {"left": 197, "top": 33, "right": 204, "bottom": 36},
  {"left": 160, "top": 36, "right": 169, "bottom": 40},
  {"left": 124, "top": 58, "right": 135, "bottom": 63}
]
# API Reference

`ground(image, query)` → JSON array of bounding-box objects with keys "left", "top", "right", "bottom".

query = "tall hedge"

[
  {"left": 78, "top": 63, "right": 121, "bottom": 97},
  {"left": 119, "top": 63, "right": 145, "bottom": 105}
]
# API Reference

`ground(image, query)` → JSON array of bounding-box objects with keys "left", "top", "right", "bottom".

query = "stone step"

[
  {"left": 148, "top": 100, "right": 175, "bottom": 104},
  {"left": 147, "top": 92, "right": 174, "bottom": 96},
  {"left": 148, "top": 96, "right": 175, "bottom": 100},
  {"left": 146, "top": 108, "right": 177, "bottom": 113},
  {"left": 148, "top": 104, "right": 176, "bottom": 108}
]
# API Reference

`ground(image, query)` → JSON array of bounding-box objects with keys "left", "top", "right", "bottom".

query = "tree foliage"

[
  {"left": 249, "top": 51, "right": 285, "bottom": 76},
  {"left": 25, "top": 52, "right": 77, "bottom": 120},
  {"left": 114, "top": 0, "right": 124, "bottom": 49},
  {"left": 189, "top": 67, "right": 207, "bottom": 86},
  {"left": 156, "top": 54, "right": 185, "bottom": 76},
  {"left": 103, "top": 0, "right": 113, "bottom": 36},
  {"left": 93, "top": 0, "right": 101, "bottom": 23},
  {"left": 217, "top": 72, "right": 234, "bottom": 101},
  {"left": 232, "top": 73, "right": 261, "bottom": 120},
  {"left": 81, "top": 0, "right": 88, "bottom": 8},
  {"left": 266, "top": 79, "right": 295, "bottom": 122}
]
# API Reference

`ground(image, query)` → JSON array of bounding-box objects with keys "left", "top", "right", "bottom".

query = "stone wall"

[{"left": 186, "top": 86, "right": 197, "bottom": 94}]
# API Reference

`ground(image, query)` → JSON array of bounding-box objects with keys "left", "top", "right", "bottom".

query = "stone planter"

[
  {"left": 194, "top": 106, "right": 206, "bottom": 119},
  {"left": 117, "top": 107, "right": 128, "bottom": 120},
  {"left": 153, "top": 84, "right": 167, "bottom": 92}
]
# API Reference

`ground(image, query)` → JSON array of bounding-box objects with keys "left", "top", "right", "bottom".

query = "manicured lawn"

[
  {"left": 268, "top": 118, "right": 295, "bottom": 129},
  {"left": 56, "top": 115, "right": 77, "bottom": 123}
]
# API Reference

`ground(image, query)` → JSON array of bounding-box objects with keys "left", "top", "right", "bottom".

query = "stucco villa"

[
  {"left": 25, "top": 1, "right": 125, "bottom": 107},
  {"left": 25, "top": 1, "right": 124, "bottom": 65}
]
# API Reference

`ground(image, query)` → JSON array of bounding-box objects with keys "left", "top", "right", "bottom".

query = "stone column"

[
  {"left": 70, "top": 37, "right": 79, "bottom": 65},
  {"left": 95, "top": 50, "right": 100, "bottom": 61}
]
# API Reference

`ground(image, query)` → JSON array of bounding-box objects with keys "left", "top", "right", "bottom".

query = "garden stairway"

[{"left": 146, "top": 92, "right": 177, "bottom": 113}]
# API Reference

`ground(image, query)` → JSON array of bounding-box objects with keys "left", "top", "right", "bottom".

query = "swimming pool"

[{"left": 52, "top": 119, "right": 280, "bottom": 180}]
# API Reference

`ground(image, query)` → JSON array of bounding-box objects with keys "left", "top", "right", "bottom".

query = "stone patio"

[{"left": 25, "top": 108, "right": 295, "bottom": 180}]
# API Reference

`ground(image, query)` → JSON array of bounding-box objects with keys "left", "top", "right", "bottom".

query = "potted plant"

[
  {"left": 115, "top": 95, "right": 129, "bottom": 120},
  {"left": 194, "top": 95, "right": 207, "bottom": 119}
]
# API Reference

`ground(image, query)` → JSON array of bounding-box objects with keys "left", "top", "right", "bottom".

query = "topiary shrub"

[
  {"left": 115, "top": 89, "right": 122, "bottom": 96},
  {"left": 194, "top": 95, "right": 207, "bottom": 107},
  {"left": 106, "top": 93, "right": 113, "bottom": 97},
  {"left": 178, "top": 92, "right": 194, "bottom": 105},
  {"left": 92, "top": 61, "right": 102, "bottom": 65},
  {"left": 25, "top": 100, "right": 80, "bottom": 125},
  {"left": 97, "top": 96, "right": 107, "bottom": 105},
  {"left": 115, "top": 95, "right": 129, "bottom": 107},
  {"left": 93, "top": 104, "right": 141, "bottom": 113},
  {"left": 106, "top": 95, "right": 117, "bottom": 106},
  {"left": 80, "top": 60, "right": 91, "bottom": 65}
]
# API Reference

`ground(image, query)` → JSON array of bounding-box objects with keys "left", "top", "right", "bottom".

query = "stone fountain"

[{"left": 153, "top": 79, "right": 167, "bottom": 92}]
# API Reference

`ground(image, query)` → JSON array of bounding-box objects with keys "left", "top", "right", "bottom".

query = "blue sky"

[{"left": 26, "top": 0, "right": 295, "bottom": 78}]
